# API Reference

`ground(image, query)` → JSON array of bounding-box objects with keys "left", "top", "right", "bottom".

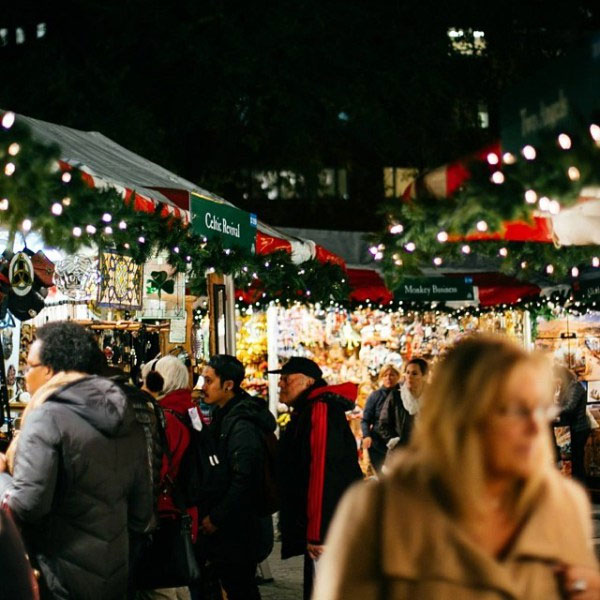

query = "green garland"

[
  {"left": 372, "top": 125, "right": 600, "bottom": 287},
  {"left": 0, "top": 114, "right": 350, "bottom": 306}
]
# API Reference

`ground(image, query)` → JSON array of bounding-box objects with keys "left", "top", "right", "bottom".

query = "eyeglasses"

[
  {"left": 24, "top": 362, "right": 43, "bottom": 374},
  {"left": 496, "top": 404, "right": 561, "bottom": 423}
]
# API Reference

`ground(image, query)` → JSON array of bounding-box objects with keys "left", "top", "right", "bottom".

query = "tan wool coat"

[{"left": 313, "top": 467, "right": 598, "bottom": 599}]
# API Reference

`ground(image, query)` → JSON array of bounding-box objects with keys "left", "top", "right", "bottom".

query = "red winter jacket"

[{"left": 158, "top": 388, "right": 198, "bottom": 539}]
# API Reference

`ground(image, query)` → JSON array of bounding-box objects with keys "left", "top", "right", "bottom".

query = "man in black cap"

[{"left": 269, "top": 357, "right": 362, "bottom": 600}]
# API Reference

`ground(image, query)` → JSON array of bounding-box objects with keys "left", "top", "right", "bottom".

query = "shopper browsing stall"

[
  {"left": 377, "top": 358, "right": 428, "bottom": 453},
  {"left": 361, "top": 364, "right": 401, "bottom": 472}
]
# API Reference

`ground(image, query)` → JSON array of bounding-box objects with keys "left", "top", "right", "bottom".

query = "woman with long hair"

[{"left": 314, "top": 334, "right": 599, "bottom": 599}]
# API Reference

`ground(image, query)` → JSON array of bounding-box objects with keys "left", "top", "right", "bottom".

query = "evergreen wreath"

[
  {"left": 0, "top": 113, "right": 350, "bottom": 306},
  {"left": 372, "top": 124, "right": 600, "bottom": 289}
]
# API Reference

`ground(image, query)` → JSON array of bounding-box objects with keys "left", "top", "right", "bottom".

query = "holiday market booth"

[{"left": 0, "top": 110, "right": 351, "bottom": 446}]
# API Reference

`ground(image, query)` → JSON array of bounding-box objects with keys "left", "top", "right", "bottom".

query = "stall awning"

[{"left": 15, "top": 111, "right": 345, "bottom": 266}]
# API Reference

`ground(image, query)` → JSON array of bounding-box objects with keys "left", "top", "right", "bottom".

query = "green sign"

[
  {"left": 190, "top": 194, "right": 257, "bottom": 253},
  {"left": 395, "top": 277, "right": 475, "bottom": 301},
  {"left": 501, "top": 33, "right": 600, "bottom": 152},
  {"left": 574, "top": 274, "right": 600, "bottom": 299}
]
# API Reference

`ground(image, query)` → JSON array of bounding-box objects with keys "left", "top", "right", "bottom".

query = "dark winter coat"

[
  {"left": 278, "top": 382, "right": 362, "bottom": 559},
  {"left": 376, "top": 387, "right": 415, "bottom": 447},
  {"left": 0, "top": 375, "right": 152, "bottom": 600},
  {"left": 205, "top": 390, "right": 276, "bottom": 563},
  {"left": 361, "top": 386, "right": 395, "bottom": 453},
  {"left": 557, "top": 378, "right": 590, "bottom": 434}
]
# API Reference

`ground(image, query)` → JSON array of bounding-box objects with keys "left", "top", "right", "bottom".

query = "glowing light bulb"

[
  {"left": 1, "top": 112, "right": 15, "bottom": 129},
  {"left": 491, "top": 171, "right": 505, "bottom": 184},
  {"left": 546, "top": 264, "right": 554, "bottom": 275},
  {"left": 4, "top": 162, "right": 15, "bottom": 176},
  {"left": 102, "top": 213, "right": 112, "bottom": 223},
  {"left": 369, "top": 246, "right": 379, "bottom": 256},
  {"left": 502, "top": 152, "right": 516, "bottom": 165},
  {"left": 571, "top": 267, "right": 579, "bottom": 278},
  {"left": 476, "top": 220, "right": 488, "bottom": 232},
  {"left": 173, "top": 246, "right": 180, "bottom": 253},
  {"left": 538, "top": 196, "right": 551, "bottom": 212},
  {"left": 389, "top": 223, "right": 404, "bottom": 234},
  {"left": 590, "top": 124, "right": 600, "bottom": 142},
  {"left": 22, "top": 219, "right": 32, "bottom": 232},
  {"left": 548, "top": 200, "right": 561, "bottom": 215},
  {"left": 138, "top": 236, "right": 145, "bottom": 243},
  {"left": 525, "top": 189, "right": 537, "bottom": 204},
  {"left": 61, "top": 172, "right": 72, "bottom": 183},
  {"left": 73, "top": 226, "right": 82, "bottom": 237},
  {"left": 437, "top": 231, "right": 449, "bottom": 243},
  {"left": 499, "top": 247, "right": 508, "bottom": 257},
  {"left": 118, "top": 220, "right": 127, "bottom": 229},
  {"left": 8, "top": 143, "right": 20, "bottom": 156},
  {"left": 486, "top": 153, "right": 499, "bottom": 165},
  {"left": 558, "top": 133, "right": 572, "bottom": 150},
  {"left": 86, "top": 224, "right": 96, "bottom": 234},
  {"left": 521, "top": 261, "right": 528, "bottom": 269},
  {"left": 51, "top": 202, "right": 63, "bottom": 215},
  {"left": 0, "top": 199, "right": 8, "bottom": 210},
  {"left": 461, "top": 244, "right": 471, "bottom": 254},
  {"left": 522, "top": 145, "right": 536, "bottom": 160},
  {"left": 433, "top": 257, "right": 443, "bottom": 266},
  {"left": 104, "top": 226, "right": 113, "bottom": 234},
  {"left": 405, "top": 242, "right": 416, "bottom": 252},
  {"left": 568, "top": 166, "right": 580, "bottom": 181},
  {"left": 62, "top": 197, "right": 71, "bottom": 206}
]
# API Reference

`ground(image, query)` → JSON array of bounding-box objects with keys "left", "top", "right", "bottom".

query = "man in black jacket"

[
  {"left": 270, "top": 357, "right": 362, "bottom": 600},
  {"left": 0, "top": 321, "right": 152, "bottom": 600},
  {"left": 200, "top": 354, "right": 276, "bottom": 600}
]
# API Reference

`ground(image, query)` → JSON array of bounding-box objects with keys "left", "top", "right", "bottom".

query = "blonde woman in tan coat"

[{"left": 314, "top": 334, "right": 600, "bottom": 600}]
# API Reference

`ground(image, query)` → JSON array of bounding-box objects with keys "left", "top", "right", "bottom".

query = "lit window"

[
  {"left": 0, "top": 29, "right": 8, "bottom": 47},
  {"left": 36, "top": 23, "right": 46, "bottom": 39},
  {"left": 15, "top": 28, "right": 25, "bottom": 45},
  {"left": 383, "top": 168, "right": 417, "bottom": 198},
  {"left": 478, "top": 103, "right": 489, "bottom": 129},
  {"left": 447, "top": 28, "right": 487, "bottom": 56}
]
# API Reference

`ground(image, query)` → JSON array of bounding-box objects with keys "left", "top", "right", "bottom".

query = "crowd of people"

[{"left": 0, "top": 321, "right": 599, "bottom": 599}]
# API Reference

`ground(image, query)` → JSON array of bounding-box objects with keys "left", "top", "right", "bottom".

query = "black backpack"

[{"left": 257, "top": 429, "right": 280, "bottom": 516}]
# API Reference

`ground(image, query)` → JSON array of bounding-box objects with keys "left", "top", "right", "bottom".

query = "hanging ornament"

[{"left": 54, "top": 255, "right": 97, "bottom": 300}]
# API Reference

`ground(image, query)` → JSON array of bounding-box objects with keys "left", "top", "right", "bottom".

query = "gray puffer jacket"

[{"left": 0, "top": 375, "right": 152, "bottom": 600}]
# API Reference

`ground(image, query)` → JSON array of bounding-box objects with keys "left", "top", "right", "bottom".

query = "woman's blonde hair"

[
  {"left": 407, "top": 333, "right": 554, "bottom": 522},
  {"left": 379, "top": 363, "right": 401, "bottom": 379}
]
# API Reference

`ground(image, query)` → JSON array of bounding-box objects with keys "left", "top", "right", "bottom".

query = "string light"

[
  {"left": 437, "top": 231, "right": 448, "bottom": 243},
  {"left": 433, "top": 257, "right": 443, "bottom": 266},
  {"left": 557, "top": 133, "right": 572, "bottom": 150},
  {"left": 521, "top": 261, "right": 527, "bottom": 269},
  {"left": 0, "top": 199, "right": 8, "bottom": 210},
  {"left": 568, "top": 166, "right": 580, "bottom": 181},
  {"left": 62, "top": 197, "right": 71, "bottom": 206},
  {"left": 7, "top": 143, "right": 20, "bottom": 156},
  {"left": 4, "top": 162, "right": 15, "bottom": 176},
  {"left": 546, "top": 264, "right": 554, "bottom": 275},
  {"left": 389, "top": 223, "right": 404, "bottom": 234},
  {"left": 499, "top": 247, "right": 508, "bottom": 257},
  {"left": 404, "top": 242, "right": 416, "bottom": 252},
  {"left": 593, "top": 257, "right": 600, "bottom": 268},
  {"left": 51, "top": 202, "right": 63, "bottom": 215},
  {"left": 524, "top": 189, "right": 537, "bottom": 204},
  {"left": 476, "top": 220, "right": 488, "bottom": 232},
  {"left": 486, "top": 152, "right": 499, "bottom": 165},
  {"left": 571, "top": 267, "right": 579, "bottom": 278},
  {"left": 502, "top": 152, "right": 516, "bottom": 164},
  {"left": 461, "top": 244, "right": 471, "bottom": 254},
  {"left": 86, "top": 225, "right": 96, "bottom": 234},
  {"left": 548, "top": 200, "right": 561, "bottom": 215},
  {"left": 73, "top": 226, "right": 82, "bottom": 237},
  {"left": 522, "top": 145, "right": 536, "bottom": 160},
  {"left": 118, "top": 220, "right": 127, "bottom": 229},
  {"left": 61, "top": 172, "right": 72, "bottom": 183},
  {"left": 491, "top": 171, "right": 505, "bottom": 184},
  {"left": 22, "top": 219, "right": 32, "bottom": 232},
  {"left": 102, "top": 213, "right": 112, "bottom": 223},
  {"left": 538, "top": 196, "right": 551, "bottom": 211},
  {"left": 590, "top": 124, "right": 600, "bottom": 142},
  {"left": 104, "top": 226, "right": 113, "bottom": 235},
  {"left": 173, "top": 246, "right": 180, "bottom": 253},
  {"left": 1, "top": 112, "right": 15, "bottom": 129},
  {"left": 138, "top": 236, "right": 145, "bottom": 243}
]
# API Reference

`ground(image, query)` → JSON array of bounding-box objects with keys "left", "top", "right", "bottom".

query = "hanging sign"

[
  {"left": 190, "top": 193, "right": 257, "bottom": 253},
  {"left": 501, "top": 33, "right": 600, "bottom": 152},
  {"left": 395, "top": 277, "right": 475, "bottom": 301}
]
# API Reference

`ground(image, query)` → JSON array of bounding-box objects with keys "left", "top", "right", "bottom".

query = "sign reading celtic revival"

[{"left": 9, "top": 252, "right": 34, "bottom": 297}]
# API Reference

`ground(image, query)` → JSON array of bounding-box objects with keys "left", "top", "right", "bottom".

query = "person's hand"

[
  {"left": 200, "top": 515, "right": 218, "bottom": 535},
  {"left": 307, "top": 543, "right": 325, "bottom": 560},
  {"left": 362, "top": 436, "right": 372, "bottom": 449},
  {"left": 0, "top": 453, "right": 7, "bottom": 473},
  {"left": 556, "top": 563, "right": 600, "bottom": 599}
]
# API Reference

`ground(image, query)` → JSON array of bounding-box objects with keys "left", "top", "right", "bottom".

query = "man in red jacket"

[{"left": 270, "top": 357, "right": 362, "bottom": 600}]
